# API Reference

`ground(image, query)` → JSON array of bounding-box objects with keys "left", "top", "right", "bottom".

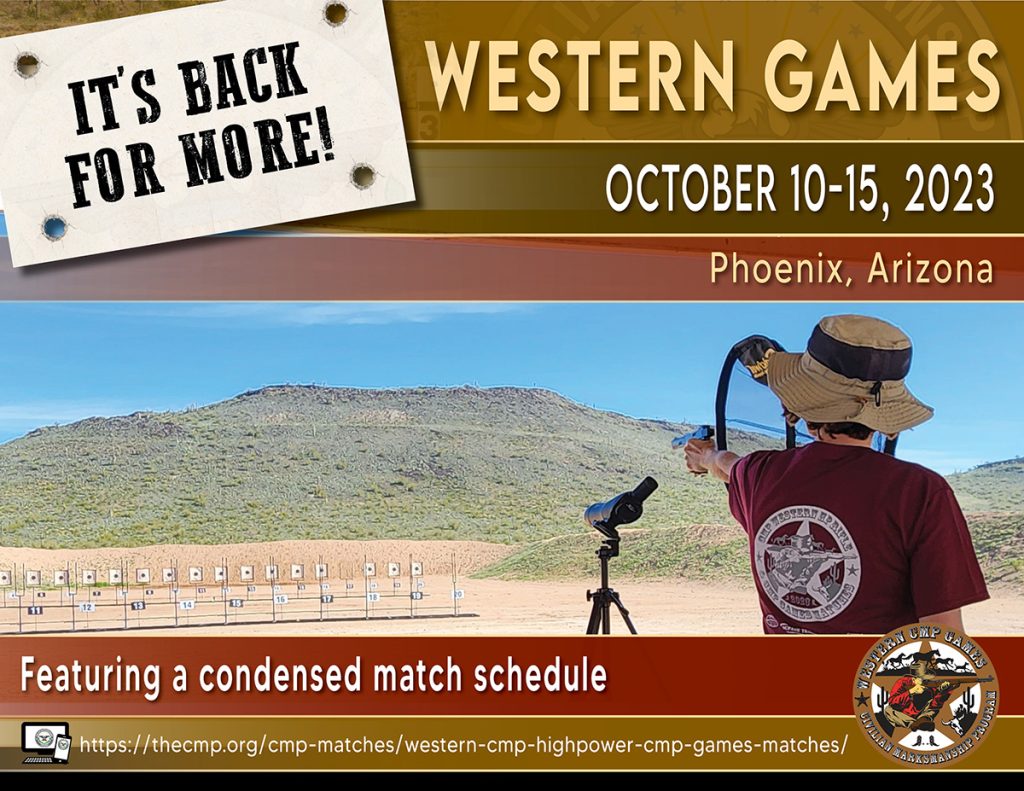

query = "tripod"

[{"left": 585, "top": 537, "right": 637, "bottom": 635}]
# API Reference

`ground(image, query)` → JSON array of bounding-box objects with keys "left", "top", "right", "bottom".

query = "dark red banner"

[
  {"left": 1, "top": 236, "right": 1020, "bottom": 300},
  {"left": 2, "top": 636, "right": 1021, "bottom": 717}
]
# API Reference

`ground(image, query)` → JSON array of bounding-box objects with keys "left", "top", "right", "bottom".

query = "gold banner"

[
  {"left": 2, "top": 716, "right": 1020, "bottom": 770},
  {"left": 4, "top": 2, "right": 1024, "bottom": 140}
]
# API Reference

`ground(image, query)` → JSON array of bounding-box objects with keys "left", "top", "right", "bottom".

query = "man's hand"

[{"left": 684, "top": 438, "right": 716, "bottom": 476}]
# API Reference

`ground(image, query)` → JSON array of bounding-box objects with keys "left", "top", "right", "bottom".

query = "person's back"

[
  {"left": 729, "top": 442, "right": 988, "bottom": 634},
  {"left": 684, "top": 314, "right": 989, "bottom": 634}
]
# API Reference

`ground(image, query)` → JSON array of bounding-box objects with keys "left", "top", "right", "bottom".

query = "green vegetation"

[
  {"left": 949, "top": 458, "right": 1024, "bottom": 513},
  {"left": 474, "top": 525, "right": 749, "bottom": 582},
  {"left": 0, "top": 385, "right": 1020, "bottom": 588},
  {"left": 0, "top": 386, "right": 738, "bottom": 548}
]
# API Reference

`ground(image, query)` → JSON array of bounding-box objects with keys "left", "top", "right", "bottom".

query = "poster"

[{"left": 0, "top": 0, "right": 1022, "bottom": 776}]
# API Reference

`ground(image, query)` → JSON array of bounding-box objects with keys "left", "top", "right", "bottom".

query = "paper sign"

[{"left": 0, "top": 0, "right": 414, "bottom": 266}]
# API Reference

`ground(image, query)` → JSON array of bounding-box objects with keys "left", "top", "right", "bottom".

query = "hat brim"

[{"left": 767, "top": 351, "right": 934, "bottom": 435}]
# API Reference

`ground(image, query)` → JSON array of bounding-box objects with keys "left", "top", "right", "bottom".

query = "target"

[
  {"left": 240, "top": 565, "right": 254, "bottom": 581},
  {"left": 387, "top": 562, "right": 400, "bottom": 578},
  {"left": 265, "top": 565, "right": 279, "bottom": 581},
  {"left": 411, "top": 561, "right": 423, "bottom": 577},
  {"left": 25, "top": 570, "right": 41, "bottom": 587},
  {"left": 53, "top": 570, "right": 68, "bottom": 586},
  {"left": 315, "top": 564, "right": 328, "bottom": 579},
  {"left": 189, "top": 567, "right": 203, "bottom": 582},
  {"left": 108, "top": 569, "right": 123, "bottom": 584},
  {"left": 0, "top": 571, "right": 10, "bottom": 586},
  {"left": 364, "top": 562, "right": 376, "bottom": 577},
  {"left": 136, "top": 568, "right": 151, "bottom": 584},
  {"left": 290, "top": 564, "right": 304, "bottom": 580},
  {"left": 82, "top": 569, "right": 97, "bottom": 585},
  {"left": 162, "top": 568, "right": 176, "bottom": 583},
  {"left": 214, "top": 567, "right": 227, "bottom": 582}
]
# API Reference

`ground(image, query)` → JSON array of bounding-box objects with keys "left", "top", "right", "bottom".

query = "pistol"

[{"left": 671, "top": 425, "right": 714, "bottom": 450}]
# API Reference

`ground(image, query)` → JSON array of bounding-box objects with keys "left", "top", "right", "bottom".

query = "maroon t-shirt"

[{"left": 728, "top": 442, "right": 989, "bottom": 635}]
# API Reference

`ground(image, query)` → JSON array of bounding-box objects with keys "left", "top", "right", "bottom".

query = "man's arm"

[
  {"left": 919, "top": 608, "right": 965, "bottom": 632},
  {"left": 684, "top": 439, "right": 740, "bottom": 483}
]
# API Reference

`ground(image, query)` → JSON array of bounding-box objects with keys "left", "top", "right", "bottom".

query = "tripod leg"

[
  {"left": 585, "top": 596, "right": 603, "bottom": 635},
  {"left": 608, "top": 590, "right": 638, "bottom": 635}
]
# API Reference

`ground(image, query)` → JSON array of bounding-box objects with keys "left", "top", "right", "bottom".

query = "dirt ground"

[{"left": 1, "top": 540, "right": 1021, "bottom": 635}]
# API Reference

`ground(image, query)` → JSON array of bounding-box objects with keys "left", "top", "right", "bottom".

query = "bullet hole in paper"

[
  {"left": 351, "top": 164, "right": 376, "bottom": 190},
  {"left": 43, "top": 216, "right": 67, "bottom": 241},
  {"left": 16, "top": 53, "right": 40, "bottom": 78},
  {"left": 324, "top": 3, "right": 349, "bottom": 27}
]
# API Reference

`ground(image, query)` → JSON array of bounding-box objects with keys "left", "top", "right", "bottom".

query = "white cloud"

[{"left": 98, "top": 303, "right": 529, "bottom": 327}]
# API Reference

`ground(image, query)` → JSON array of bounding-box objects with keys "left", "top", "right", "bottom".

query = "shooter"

[{"left": 680, "top": 315, "right": 989, "bottom": 635}]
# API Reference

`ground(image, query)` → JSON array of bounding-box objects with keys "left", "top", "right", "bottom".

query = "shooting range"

[{"left": 0, "top": 550, "right": 472, "bottom": 634}]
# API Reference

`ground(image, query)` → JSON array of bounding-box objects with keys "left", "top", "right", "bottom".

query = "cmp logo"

[
  {"left": 854, "top": 625, "right": 999, "bottom": 766},
  {"left": 753, "top": 507, "right": 860, "bottom": 623}
]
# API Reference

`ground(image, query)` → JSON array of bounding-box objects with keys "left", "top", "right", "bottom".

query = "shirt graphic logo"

[
  {"left": 854, "top": 625, "right": 999, "bottom": 766},
  {"left": 754, "top": 506, "right": 860, "bottom": 622}
]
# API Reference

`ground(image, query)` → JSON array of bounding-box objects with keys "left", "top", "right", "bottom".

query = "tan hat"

[{"left": 766, "top": 315, "right": 934, "bottom": 436}]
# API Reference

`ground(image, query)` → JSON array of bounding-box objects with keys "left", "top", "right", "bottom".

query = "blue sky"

[{"left": 0, "top": 302, "right": 1019, "bottom": 474}]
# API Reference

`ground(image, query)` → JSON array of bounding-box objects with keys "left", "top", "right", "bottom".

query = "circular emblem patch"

[
  {"left": 854, "top": 625, "right": 999, "bottom": 766},
  {"left": 753, "top": 506, "right": 860, "bottom": 623}
]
